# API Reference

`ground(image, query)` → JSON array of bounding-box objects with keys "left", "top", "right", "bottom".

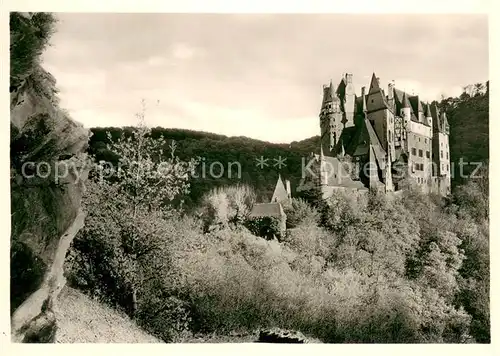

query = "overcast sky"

[{"left": 42, "top": 13, "right": 488, "bottom": 143}]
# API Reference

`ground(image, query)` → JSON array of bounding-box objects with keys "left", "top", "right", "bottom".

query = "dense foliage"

[
  {"left": 89, "top": 126, "right": 319, "bottom": 207},
  {"left": 436, "top": 82, "right": 489, "bottom": 187},
  {"left": 68, "top": 172, "right": 489, "bottom": 342},
  {"left": 69, "top": 109, "right": 489, "bottom": 342},
  {"left": 11, "top": 11, "right": 489, "bottom": 343},
  {"left": 10, "top": 12, "right": 58, "bottom": 91}
]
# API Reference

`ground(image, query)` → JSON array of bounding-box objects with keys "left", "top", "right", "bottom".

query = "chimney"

[
  {"left": 388, "top": 82, "right": 394, "bottom": 100},
  {"left": 361, "top": 86, "right": 366, "bottom": 97},
  {"left": 376, "top": 77, "right": 380, "bottom": 86},
  {"left": 285, "top": 180, "right": 292, "bottom": 201},
  {"left": 346, "top": 73, "right": 353, "bottom": 84}
]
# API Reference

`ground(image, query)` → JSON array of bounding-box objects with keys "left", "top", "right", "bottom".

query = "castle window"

[
  {"left": 447, "top": 164, "right": 449, "bottom": 171},
  {"left": 440, "top": 150, "right": 443, "bottom": 158},
  {"left": 446, "top": 152, "right": 448, "bottom": 159},
  {"left": 411, "top": 148, "right": 416, "bottom": 156},
  {"left": 425, "top": 138, "right": 427, "bottom": 144},
  {"left": 418, "top": 149, "right": 423, "bottom": 157},
  {"left": 426, "top": 151, "right": 430, "bottom": 158}
]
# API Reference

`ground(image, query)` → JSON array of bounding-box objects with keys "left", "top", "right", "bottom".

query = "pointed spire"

[
  {"left": 416, "top": 98, "right": 424, "bottom": 112},
  {"left": 440, "top": 110, "right": 449, "bottom": 133},
  {"left": 402, "top": 92, "right": 410, "bottom": 108},
  {"left": 425, "top": 102, "right": 432, "bottom": 117},
  {"left": 271, "top": 173, "right": 288, "bottom": 203},
  {"left": 322, "top": 81, "right": 334, "bottom": 105},
  {"left": 361, "top": 86, "right": 368, "bottom": 112},
  {"left": 369, "top": 72, "right": 381, "bottom": 94}
]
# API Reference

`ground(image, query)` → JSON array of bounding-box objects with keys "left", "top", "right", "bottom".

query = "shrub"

[
  {"left": 66, "top": 105, "right": 196, "bottom": 340},
  {"left": 245, "top": 216, "right": 284, "bottom": 240},
  {"left": 283, "top": 198, "right": 319, "bottom": 229},
  {"left": 199, "top": 185, "right": 256, "bottom": 231}
]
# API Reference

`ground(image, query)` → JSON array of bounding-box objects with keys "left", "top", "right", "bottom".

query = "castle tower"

[
  {"left": 366, "top": 73, "right": 395, "bottom": 158},
  {"left": 424, "top": 102, "right": 433, "bottom": 127},
  {"left": 387, "top": 80, "right": 395, "bottom": 111},
  {"left": 343, "top": 73, "right": 356, "bottom": 128},
  {"left": 415, "top": 96, "right": 425, "bottom": 123},
  {"left": 430, "top": 103, "right": 451, "bottom": 195},
  {"left": 361, "top": 86, "right": 368, "bottom": 114},
  {"left": 320, "top": 81, "right": 343, "bottom": 155},
  {"left": 401, "top": 91, "right": 411, "bottom": 127}
]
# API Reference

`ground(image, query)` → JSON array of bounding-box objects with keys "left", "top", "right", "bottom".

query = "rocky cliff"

[{"left": 10, "top": 12, "right": 90, "bottom": 342}]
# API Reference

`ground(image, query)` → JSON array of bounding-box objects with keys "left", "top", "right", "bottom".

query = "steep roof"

[
  {"left": 271, "top": 175, "right": 289, "bottom": 203},
  {"left": 393, "top": 88, "right": 431, "bottom": 126},
  {"left": 347, "top": 118, "right": 386, "bottom": 169},
  {"left": 335, "top": 126, "right": 357, "bottom": 155},
  {"left": 364, "top": 119, "right": 386, "bottom": 168},
  {"left": 409, "top": 96, "right": 424, "bottom": 114},
  {"left": 318, "top": 155, "right": 366, "bottom": 189},
  {"left": 401, "top": 91, "right": 411, "bottom": 108},
  {"left": 249, "top": 202, "right": 285, "bottom": 219},
  {"left": 424, "top": 102, "right": 432, "bottom": 117},
  {"left": 368, "top": 73, "right": 381, "bottom": 94},
  {"left": 430, "top": 102, "right": 442, "bottom": 132},
  {"left": 322, "top": 81, "right": 334, "bottom": 104}
]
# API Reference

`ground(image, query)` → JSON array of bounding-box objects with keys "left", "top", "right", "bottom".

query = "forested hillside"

[
  {"left": 437, "top": 82, "right": 489, "bottom": 187},
  {"left": 89, "top": 127, "right": 320, "bottom": 206},
  {"left": 88, "top": 85, "right": 488, "bottom": 205}
]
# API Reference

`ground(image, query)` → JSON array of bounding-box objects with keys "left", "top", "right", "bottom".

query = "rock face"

[{"left": 10, "top": 12, "right": 90, "bottom": 343}]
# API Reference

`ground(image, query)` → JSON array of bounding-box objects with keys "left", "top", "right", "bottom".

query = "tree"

[{"left": 68, "top": 101, "right": 198, "bottom": 316}]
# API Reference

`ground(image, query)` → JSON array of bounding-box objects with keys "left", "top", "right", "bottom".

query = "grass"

[{"left": 54, "top": 286, "right": 161, "bottom": 343}]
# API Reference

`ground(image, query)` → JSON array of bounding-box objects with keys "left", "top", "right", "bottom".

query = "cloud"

[{"left": 42, "top": 13, "right": 488, "bottom": 143}]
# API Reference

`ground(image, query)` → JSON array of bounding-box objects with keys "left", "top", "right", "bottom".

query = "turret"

[
  {"left": 440, "top": 111, "right": 449, "bottom": 134},
  {"left": 361, "top": 86, "right": 367, "bottom": 113},
  {"left": 415, "top": 97, "right": 425, "bottom": 123},
  {"left": 343, "top": 73, "right": 355, "bottom": 128},
  {"left": 320, "top": 81, "right": 342, "bottom": 155},
  {"left": 368, "top": 73, "right": 381, "bottom": 94},
  {"left": 425, "top": 102, "right": 432, "bottom": 127},
  {"left": 401, "top": 92, "right": 411, "bottom": 125}
]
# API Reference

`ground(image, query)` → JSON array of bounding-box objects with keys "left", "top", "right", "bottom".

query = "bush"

[
  {"left": 198, "top": 185, "right": 256, "bottom": 231},
  {"left": 245, "top": 216, "right": 284, "bottom": 240},
  {"left": 66, "top": 110, "right": 196, "bottom": 341},
  {"left": 283, "top": 198, "right": 319, "bottom": 229}
]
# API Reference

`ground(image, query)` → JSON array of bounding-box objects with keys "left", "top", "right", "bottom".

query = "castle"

[{"left": 297, "top": 73, "right": 451, "bottom": 199}]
